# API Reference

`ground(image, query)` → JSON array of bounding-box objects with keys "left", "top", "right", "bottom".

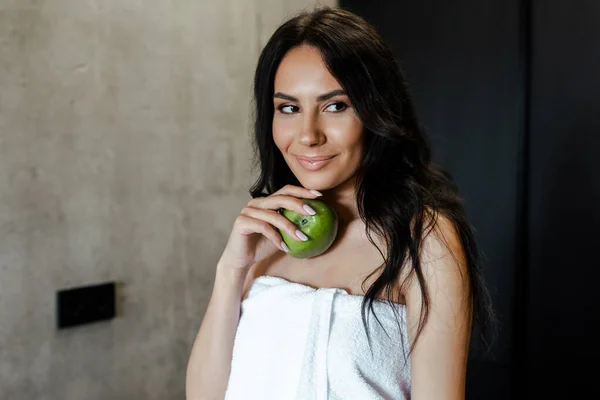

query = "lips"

[{"left": 294, "top": 155, "right": 336, "bottom": 171}]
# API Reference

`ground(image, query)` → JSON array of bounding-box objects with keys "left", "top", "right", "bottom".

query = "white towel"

[{"left": 224, "top": 275, "right": 411, "bottom": 400}]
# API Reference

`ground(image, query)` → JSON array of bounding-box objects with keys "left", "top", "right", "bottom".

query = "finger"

[
  {"left": 235, "top": 215, "right": 290, "bottom": 252},
  {"left": 273, "top": 184, "right": 323, "bottom": 199},
  {"left": 241, "top": 207, "right": 308, "bottom": 242},
  {"left": 248, "top": 195, "right": 317, "bottom": 217}
]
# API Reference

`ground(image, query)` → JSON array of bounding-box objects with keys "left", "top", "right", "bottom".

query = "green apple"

[{"left": 279, "top": 198, "right": 339, "bottom": 259}]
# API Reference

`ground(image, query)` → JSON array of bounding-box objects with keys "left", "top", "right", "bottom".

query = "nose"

[{"left": 297, "top": 112, "right": 326, "bottom": 147}]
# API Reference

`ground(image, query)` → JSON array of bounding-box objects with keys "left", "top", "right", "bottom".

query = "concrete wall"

[{"left": 0, "top": 0, "right": 336, "bottom": 398}]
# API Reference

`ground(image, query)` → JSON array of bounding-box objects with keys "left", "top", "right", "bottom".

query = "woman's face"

[{"left": 272, "top": 45, "right": 364, "bottom": 192}]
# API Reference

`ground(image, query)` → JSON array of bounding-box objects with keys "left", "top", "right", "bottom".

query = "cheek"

[
  {"left": 272, "top": 122, "right": 287, "bottom": 152},
  {"left": 272, "top": 118, "right": 296, "bottom": 151},
  {"left": 328, "top": 121, "right": 364, "bottom": 154}
]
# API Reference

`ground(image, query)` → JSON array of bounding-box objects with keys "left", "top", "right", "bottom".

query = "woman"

[{"left": 187, "top": 6, "right": 495, "bottom": 400}]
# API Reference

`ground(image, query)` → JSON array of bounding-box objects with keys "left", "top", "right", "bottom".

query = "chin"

[{"left": 294, "top": 174, "right": 339, "bottom": 192}]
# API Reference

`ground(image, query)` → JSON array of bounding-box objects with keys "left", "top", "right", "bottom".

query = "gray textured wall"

[{"left": 0, "top": 1, "right": 336, "bottom": 398}]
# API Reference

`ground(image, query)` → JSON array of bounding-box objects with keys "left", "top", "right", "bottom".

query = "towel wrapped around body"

[{"left": 224, "top": 275, "right": 411, "bottom": 400}]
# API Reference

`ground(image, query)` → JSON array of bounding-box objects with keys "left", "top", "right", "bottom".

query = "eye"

[
  {"left": 276, "top": 104, "right": 299, "bottom": 114},
  {"left": 325, "top": 102, "right": 348, "bottom": 113}
]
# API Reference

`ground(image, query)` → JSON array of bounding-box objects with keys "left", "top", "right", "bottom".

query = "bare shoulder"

[
  {"left": 403, "top": 207, "right": 470, "bottom": 304},
  {"left": 240, "top": 260, "right": 266, "bottom": 302},
  {"left": 420, "top": 209, "right": 467, "bottom": 268},
  {"left": 240, "top": 251, "right": 286, "bottom": 301}
]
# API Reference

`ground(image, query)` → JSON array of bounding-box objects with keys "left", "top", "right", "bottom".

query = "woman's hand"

[{"left": 217, "top": 185, "right": 322, "bottom": 272}]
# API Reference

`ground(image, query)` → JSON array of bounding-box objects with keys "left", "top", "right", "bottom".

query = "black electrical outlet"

[{"left": 56, "top": 282, "right": 116, "bottom": 329}]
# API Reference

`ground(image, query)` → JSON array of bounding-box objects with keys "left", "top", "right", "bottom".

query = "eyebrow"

[{"left": 273, "top": 89, "right": 346, "bottom": 102}]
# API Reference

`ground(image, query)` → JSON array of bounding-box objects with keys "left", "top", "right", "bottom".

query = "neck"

[{"left": 321, "top": 175, "right": 360, "bottom": 225}]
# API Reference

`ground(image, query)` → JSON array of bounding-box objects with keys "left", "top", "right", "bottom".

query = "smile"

[{"left": 294, "top": 155, "right": 336, "bottom": 171}]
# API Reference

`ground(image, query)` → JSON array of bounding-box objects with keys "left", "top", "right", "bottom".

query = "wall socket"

[{"left": 56, "top": 282, "right": 116, "bottom": 329}]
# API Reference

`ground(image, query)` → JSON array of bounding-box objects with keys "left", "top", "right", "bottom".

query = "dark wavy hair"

[{"left": 249, "top": 6, "right": 496, "bottom": 356}]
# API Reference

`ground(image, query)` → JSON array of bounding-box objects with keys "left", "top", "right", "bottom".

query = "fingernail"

[
  {"left": 309, "top": 189, "right": 322, "bottom": 196},
  {"left": 296, "top": 230, "right": 308, "bottom": 241},
  {"left": 303, "top": 204, "right": 316, "bottom": 215},
  {"left": 281, "top": 241, "right": 290, "bottom": 253}
]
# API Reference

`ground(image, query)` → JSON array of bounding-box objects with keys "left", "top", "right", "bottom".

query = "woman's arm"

[
  {"left": 185, "top": 264, "right": 249, "bottom": 400},
  {"left": 186, "top": 186, "right": 319, "bottom": 399},
  {"left": 404, "top": 214, "right": 472, "bottom": 400}
]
